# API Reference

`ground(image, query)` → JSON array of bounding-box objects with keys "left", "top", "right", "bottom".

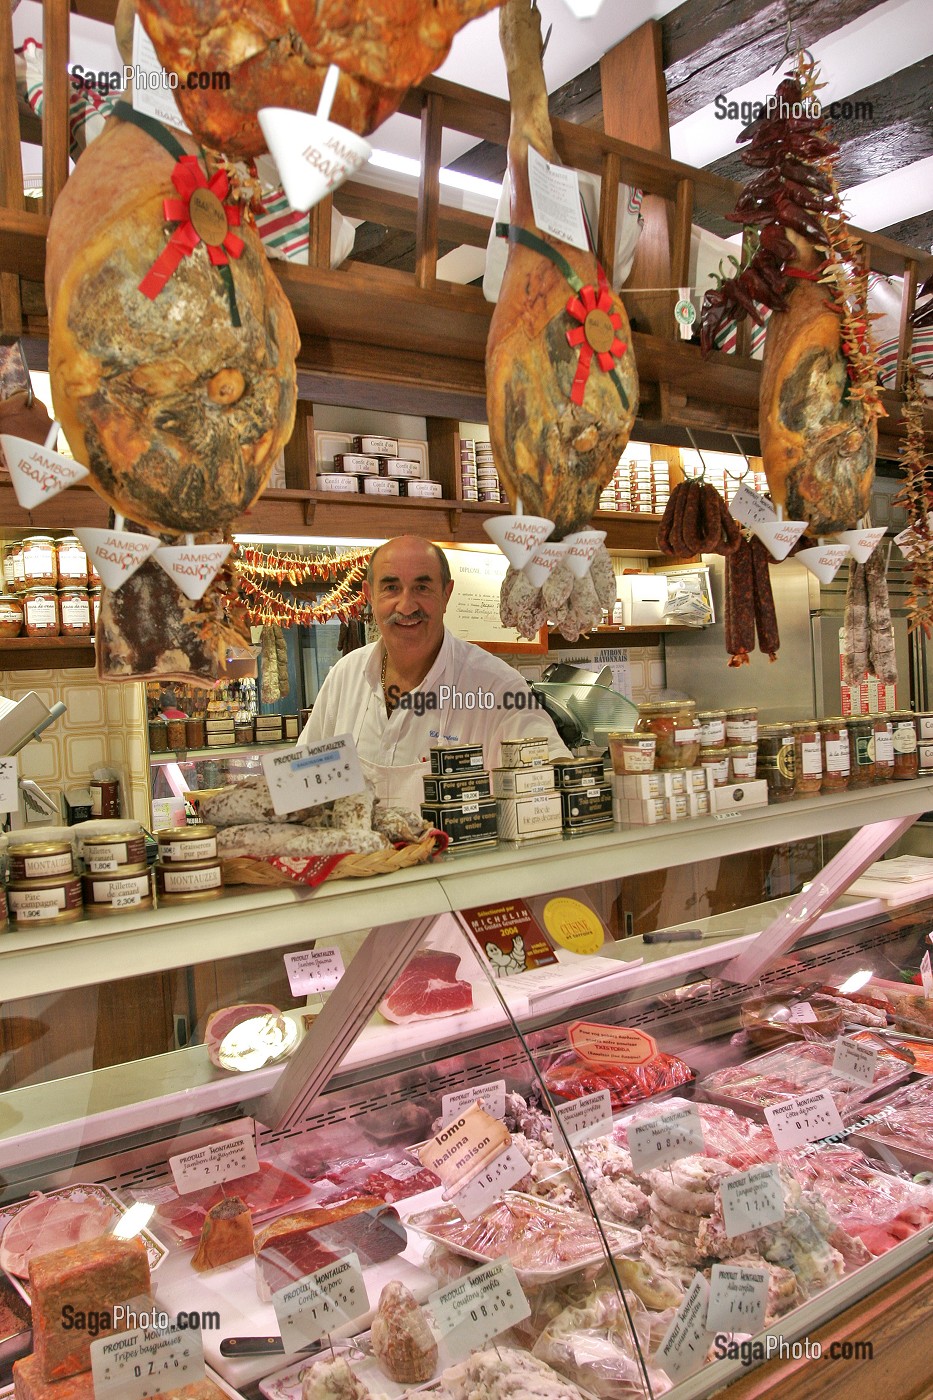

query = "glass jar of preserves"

[
  {"left": 185, "top": 716, "right": 206, "bottom": 749},
  {"left": 0, "top": 593, "right": 24, "bottom": 637},
  {"left": 819, "top": 718, "right": 850, "bottom": 793},
  {"left": 846, "top": 716, "right": 876, "bottom": 788},
  {"left": 9, "top": 542, "right": 25, "bottom": 593},
  {"left": 55, "top": 535, "right": 89, "bottom": 587},
  {"left": 698, "top": 746, "right": 731, "bottom": 785},
  {"left": 23, "top": 587, "right": 59, "bottom": 636},
  {"left": 697, "top": 709, "right": 727, "bottom": 749},
  {"left": 148, "top": 718, "right": 168, "bottom": 753},
  {"left": 89, "top": 586, "right": 102, "bottom": 632},
  {"left": 635, "top": 700, "right": 699, "bottom": 770},
  {"left": 793, "top": 720, "right": 823, "bottom": 796},
  {"left": 757, "top": 724, "right": 796, "bottom": 802},
  {"left": 607, "top": 731, "right": 656, "bottom": 774},
  {"left": 87, "top": 554, "right": 101, "bottom": 586},
  {"left": 58, "top": 587, "right": 91, "bottom": 636},
  {"left": 729, "top": 744, "right": 758, "bottom": 781},
  {"left": 872, "top": 716, "right": 895, "bottom": 783},
  {"left": 21, "top": 535, "right": 58, "bottom": 588},
  {"left": 166, "top": 718, "right": 187, "bottom": 751},
  {"left": 235, "top": 718, "right": 255, "bottom": 745},
  {"left": 726, "top": 706, "right": 759, "bottom": 745},
  {"left": 2, "top": 547, "right": 17, "bottom": 594},
  {"left": 890, "top": 711, "right": 919, "bottom": 781}
]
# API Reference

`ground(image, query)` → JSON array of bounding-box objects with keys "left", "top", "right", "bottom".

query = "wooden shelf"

[
  {"left": 0, "top": 634, "right": 96, "bottom": 671},
  {"left": 150, "top": 741, "right": 293, "bottom": 764}
]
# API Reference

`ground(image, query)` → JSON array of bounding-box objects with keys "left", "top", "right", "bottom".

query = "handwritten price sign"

[
  {"left": 91, "top": 1324, "right": 204, "bottom": 1400},
  {"left": 706, "top": 1263, "right": 770, "bottom": 1335},
  {"left": 447, "top": 1144, "right": 530, "bottom": 1221},
  {"left": 764, "top": 1090, "right": 844, "bottom": 1150},
  {"left": 719, "top": 1164, "right": 785, "bottom": 1238},
  {"left": 261, "top": 734, "right": 365, "bottom": 815},
  {"left": 272, "top": 1253, "right": 368, "bottom": 1351},
  {"left": 628, "top": 1103, "right": 705, "bottom": 1174},
  {"left": 431, "top": 1258, "right": 530, "bottom": 1355},
  {"left": 169, "top": 1134, "right": 258, "bottom": 1194},
  {"left": 657, "top": 1274, "right": 713, "bottom": 1383}
]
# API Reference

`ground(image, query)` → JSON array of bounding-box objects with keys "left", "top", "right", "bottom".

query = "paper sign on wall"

[
  {"left": 262, "top": 734, "right": 365, "bottom": 815},
  {"left": 568, "top": 1021, "right": 657, "bottom": 1066}
]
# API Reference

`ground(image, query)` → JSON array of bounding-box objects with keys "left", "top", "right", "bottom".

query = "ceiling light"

[{"left": 368, "top": 148, "right": 501, "bottom": 201}]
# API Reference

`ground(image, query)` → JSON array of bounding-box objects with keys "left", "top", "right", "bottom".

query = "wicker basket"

[{"left": 222, "top": 830, "right": 443, "bottom": 887}]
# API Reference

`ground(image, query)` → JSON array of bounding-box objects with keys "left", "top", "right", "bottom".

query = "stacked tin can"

[
  {"left": 155, "top": 824, "right": 224, "bottom": 903},
  {"left": 460, "top": 440, "right": 507, "bottom": 505},
  {"left": 493, "top": 736, "right": 562, "bottom": 842},
  {"left": 79, "top": 830, "right": 152, "bottom": 915},
  {"left": 598, "top": 457, "right": 671, "bottom": 515},
  {"left": 421, "top": 745, "right": 498, "bottom": 849},
  {"left": 553, "top": 755, "right": 614, "bottom": 834},
  {"left": 6, "top": 838, "right": 83, "bottom": 926}
]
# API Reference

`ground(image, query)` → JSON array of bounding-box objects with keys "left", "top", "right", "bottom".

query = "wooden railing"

[{"left": 1, "top": 0, "right": 932, "bottom": 440}]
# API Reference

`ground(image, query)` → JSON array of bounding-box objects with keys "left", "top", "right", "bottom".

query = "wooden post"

[
  {"left": 42, "top": 0, "right": 69, "bottom": 216},
  {"left": 600, "top": 21, "right": 673, "bottom": 337},
  {"left": 596, "top": 151, "right": 621, "bottom": 275},
  {"left": 308, "top": 196, "right": 333, "bottom": 271},
  {"left": 283, "top": 401, "right": 314, "bottom": 491},
  {"left": 0, "top": 4, "right": 24, "bottom": 333},
  {"left": 415, "top": 90, "right": 443, "bottom": 291}
]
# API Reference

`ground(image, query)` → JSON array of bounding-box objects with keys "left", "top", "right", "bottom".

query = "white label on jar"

[
  {"left": 60, "top": 595, "right": 90, "bottom": 628},
  {"left": 703, "top": 757, "right": 730, "bottom": 784},
  {"left": 727, "top": 719, "right": 757, "bottom": 742},
  {"left": 91, "top": 873, "right": 149, "bottom": 903},
  {"left": 731, "top": 753, "right": 757, "bottom": 778},
  {"left": 698, "top": 719, "right": 725, "bottom": 745},
  {"left": 674, "top": 727, "right": 699, "bottom": 744},
  {"left": 21, "top": 851, "right": 72, "bottom": 878},
  {"left": 12, "top": 554, "right": 25, "bottom": 583},
  {"left": 58, "top": 545, "right": 86, "bottom": 578},
  {"left": 85, "top": 842, "right": 130, "bottom": 869},
  {"left": 162, "top": 864, "right": 222, "bottom": 893},
  {"left": 825, "top": 737, "right": 850, "bottom": 773},
  {"left": 874, "top": 729, "right": 895, "bottom": 763},
  {"left": 11, "top": 888, "right": 65, "bottom": 913},
  {"left": 0, "top": 603, "right": 21, "bottom": 625},
  {"left": 162, "top": 837, "right": 217, "bottom": 862},
  {"left": 800, "top": 739, "right": 822, "bottom": 775},
  {"left": 22, "top": 545, "right": 53, "bottom": 576},
  {"left": 623, "top": 744, "right": 655, "bottom": 772},
  {"left": 25, "top": 597, "right": 56, "bottom": 626},
  {"left": 893, "top": 724, "right": 918, "bottom": 754}
]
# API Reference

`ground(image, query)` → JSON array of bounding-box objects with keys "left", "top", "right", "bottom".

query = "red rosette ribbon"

[
  {"left": 138, "top": 156, "right": 244, "bottom": 302},
  {"left": 565, "top": 267, "right": 628, "bottom": 407}
]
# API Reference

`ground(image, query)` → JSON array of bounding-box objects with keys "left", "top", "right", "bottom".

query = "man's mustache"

[{"left": 387, "top": 610, "right": 429, "bottom": 624}]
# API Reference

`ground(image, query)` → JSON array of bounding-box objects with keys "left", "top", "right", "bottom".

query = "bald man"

[{"left": 299, "top": 535, "right": 569, "bottom": 809}]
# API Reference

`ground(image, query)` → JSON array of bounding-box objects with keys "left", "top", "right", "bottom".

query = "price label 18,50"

[
  {"left": 261, "top": 734, "right": 365, "bottom": 815},
  {"left": 430, "top": 1257, "right": 530, "bottom": 1356}
]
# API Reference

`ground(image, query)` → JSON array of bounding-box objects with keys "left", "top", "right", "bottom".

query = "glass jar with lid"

[
  {"left": 635, "top": 700, "right": 699, "bottom": 769},
  {"left": 165, "top": 718, "right": 187, "bottom": 751},
  {"left": 23, "top": 587, "right": 60, "bottom": 637},
  {"left": 793, "top": 720, "right": 823, "bottom": 796},
  {"left": 819, "top": 718, "right": 850, "bottom": 793},
  {"left": 21, "top": 535, "right": 58, "bottom": 588},
  {"left": 58, "top": 587, "right": 91, "bottom": 637},
  {"left": 726, "top": 706, "right": 758, "bottom": 744},
  {"left": 756, "top": 724, "right": 796, "bottom": 802},
  {"left": 2, "top": 547, "right": 17, "bottom": 595},
  {"left": 698, "top": 746, "right": 731, "bottom": 785},
  {"left": 56, "top": 535, "right": 89, "bottom": 587},
  {"left": 890, "top": 711, "right": 919, "bottom": 781},
  {"left": 846, "top": 716, "right": 875, "bottom": 788},
  {"left": 9, "top": 541, "right": 25, "bottom": 593},
  {"left": 872, "top": 716, "right": 895, "bottom": 783},
  {"left": 697, "top": 709, "right": 727, "bottom": 749},
  {"left": 87, "top": 554, "right": 101, "bottom": 587},
  {"left": 0, "top": 594, "right": 24, "bottom": 637},
  {"left": 89, "top": 586, "right": 102, "bottom": 633}
]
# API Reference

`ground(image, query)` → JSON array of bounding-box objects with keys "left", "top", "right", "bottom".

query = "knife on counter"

[{"left": 219, "top": 1336, "right": 323, "bottom": 1358}]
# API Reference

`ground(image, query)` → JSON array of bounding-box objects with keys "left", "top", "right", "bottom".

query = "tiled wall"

[{"left": 0, "top": 669, "right": 150, "bottom": 825}]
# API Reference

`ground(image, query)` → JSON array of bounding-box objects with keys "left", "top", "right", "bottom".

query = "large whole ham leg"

[{"left": 486, "top": 0, "right": 637, "bottom": 638}]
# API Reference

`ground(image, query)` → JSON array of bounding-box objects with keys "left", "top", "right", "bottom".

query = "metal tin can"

[
  {"left": 846, "top": 716, "right": 876, "bottom": 788},
  {"left": 9, "top": 874, "right": 83, "bottom": 925},
  {"left": 82, "top": 865, "right": 152, "bottom": 914},
  {"left": 423, "top": 772, "right": 493, "bottom": 803},
  {"left": 499, "top": 736, "right": 549, "bottom": 769},
  {"left": 80, "top": 831, "right": 147, "bottom": 872},
  {"left": 156, "top": 858, "right": 224, "bottom": 901},
  {"left": 497, "top": 791, "right": 563, "bottom": 841},
  {"left": 553, "top": 756, "right": 606, "bottom": 789},
  {"left": 419, "top": 798, "right": 498, "bottom": 846},
  {"left": 89, "top": 778, "right": 121, "bottom": 818},
  {"left": 429, "top": 743, "right": 485, "bottom": 775},
  {"left": 9, "top": 841, "right": 74, "bottom": 882},
  {"left": 157, "top": 825, "right": 218, "bottom": 863}
]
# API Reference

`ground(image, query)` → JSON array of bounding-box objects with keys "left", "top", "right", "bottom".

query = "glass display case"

[{"left": 3, "top": 782, "right": 933, "bottom": 1399}]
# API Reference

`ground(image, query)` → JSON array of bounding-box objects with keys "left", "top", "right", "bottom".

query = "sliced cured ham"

[
  {"left": 378, "top": 950, "right": 473, "bottom": 1024},
  {"left": 0, "top": 1195, "right": 114, "bottom": 1279},
  {"left": 204, "top": 1002, "right": 281, "bottom": 1066}
]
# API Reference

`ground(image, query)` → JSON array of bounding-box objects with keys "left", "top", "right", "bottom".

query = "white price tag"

[
  {"left": 719, "top": 1163, "right": 785, "bottom": 1238},
  {"left": 787, "top": 1001, "right": 818, "bottom": 1024},
  {"left": 442, "top": 1081, "right": 507, "bottom": 1123},
  {"left": 628, "top": 1103, "right": 705, "bottom": 1174},
  {"left": 657, "top": 1274, "right": 713, "bottom": 1383},
  {"left": 169, "top": 1133, "right": 259, "bottom": 1194},
  {"left": 284, "top": 947, "right": 345, "bottom": 997},
  {"left": 921, "top": 951, "right": 933, "bottom": 1000},
  {"left": 727, "top": 483, "right": 776, "bottom": 527},
  {"left": 261, "top": 734, "right": 365, "bottom": 815},
  {"left": 430, "top": 1258, "right": 530, "bottom": 1354},
  {"left": 706, "top": 1263, "right": 770, "bottom": 1335},
  {"left": 91, "top": 1321, "right": 204, "bottom": 1400},
  {"left": 131, "top": 17, "right": 190, "bottom": 133},
  {"left": 446, "top": 1144, "right": 530, "bottom": 1221},
  {"left": 764, "top": 1090, "right": 845, "bottom": 1150},
  {"left": 272, "top": 1252, "right": 368, "bottom": 1352},
  {"left": 527, "top": 146, "right": 589, "bottom": 250},
  {"left": 552, "top": 1089, "right": 613, "bottom": 1149},
  {"left": 832, "top": 1038, "right": 880, "bottom": 1087},
  {"left": 0, "top": 756, "right": 17, "bottom": 813}
]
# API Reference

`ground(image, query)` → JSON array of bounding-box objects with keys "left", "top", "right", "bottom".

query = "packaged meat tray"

[
  {"left": 126, "top": 1161, "right": 312, "bottom": 1245},
  {"left": 849, "top": 1077, "right": 933, "bottom": 1174},
  {"left": 281, "top": 1151, "right": 441, "bottom": 1206},
  {"left": 614, "top": 1096, "right": 778, "bottom": 1169},
  {"left": 406, "top": 1191, "right": 640, "bottom": 1285},
  {"left": 542, "top": 1048, "right": 694, "bottom": 1111},
  {"left": 697, "top": 1038, "right": 912, "bottom": 1122},
  {"left": 787, "top": 1142, "right": 933, "bottom": 1254}
]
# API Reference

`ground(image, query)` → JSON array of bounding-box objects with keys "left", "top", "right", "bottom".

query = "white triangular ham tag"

[
  {"left": 154, "top": 543, "right": 232, "bottom": 600},
  {"left": 75, "top": 528, "right": 161, "bottom": 592},
  {"left": 2, "top": 433, "right": 88, "bottom": 509}
]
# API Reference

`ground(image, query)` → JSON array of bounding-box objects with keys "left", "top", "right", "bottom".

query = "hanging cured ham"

[
  {"left": 486, "top": 0, "right": 637, "bottom": 636},
  {"left": 137, "top": 0, "right": 502, "bottom": 158},
  {"left": 45, "top": 111, "right": 299, "bottom": 536}
]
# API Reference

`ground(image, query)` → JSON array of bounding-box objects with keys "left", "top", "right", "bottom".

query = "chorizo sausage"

[
  {"left": 750, "top": 535, "right": 780, "bottom": 660},
  {"left": 725, "top": 535, "right": 756, "bottom": 666}
]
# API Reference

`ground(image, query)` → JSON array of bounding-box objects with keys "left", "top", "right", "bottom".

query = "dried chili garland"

[
  {"left": 236, "top": 545, "right": 371, "bottom": 584},
  {"left": 892, "top": 366, "right": 933, "bottom": 635},
  {"left": 233, "top": 545, "right": 371, "bottom": 626}
]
